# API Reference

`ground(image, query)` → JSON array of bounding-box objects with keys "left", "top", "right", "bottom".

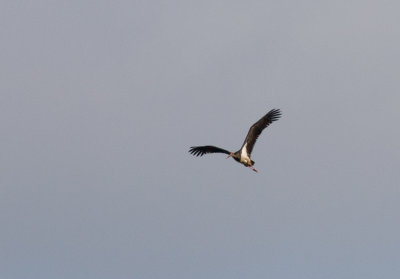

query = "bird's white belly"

[{"left": 240, "top": 143, "right": 251, "bottom": 164}]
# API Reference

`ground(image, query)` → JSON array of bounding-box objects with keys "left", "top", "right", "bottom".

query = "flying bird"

[{"left": 189, "top": 108, "right": 281, "bottom": 172}]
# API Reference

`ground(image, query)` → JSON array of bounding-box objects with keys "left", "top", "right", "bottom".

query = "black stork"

[{"left": 189, "top": 108, "right": 281, "bottom": 172}]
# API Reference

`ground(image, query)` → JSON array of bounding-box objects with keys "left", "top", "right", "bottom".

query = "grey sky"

[{"left": 1, "top": 1, "right": 400, "bottom": 278}]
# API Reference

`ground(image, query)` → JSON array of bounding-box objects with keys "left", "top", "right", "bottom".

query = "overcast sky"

[{"left": 1, "top": 1, "right": 400, "bottom": 278}]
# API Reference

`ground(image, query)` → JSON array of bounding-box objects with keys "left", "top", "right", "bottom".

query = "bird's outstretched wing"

[
  {"left": 189, "top": 146, "right": 231, "bottom": 157},
  {"left": 241, "top": 108, "right": 281, "bottom": 155}
]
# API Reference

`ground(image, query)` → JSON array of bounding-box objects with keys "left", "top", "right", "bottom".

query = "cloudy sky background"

[{"left": 1, "top": 1, "right": 400, "bottom": 278}]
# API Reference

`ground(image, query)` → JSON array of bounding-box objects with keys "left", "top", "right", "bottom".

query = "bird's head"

[{"left": 226, "top": 152, "right": 234, "bottom": 159}]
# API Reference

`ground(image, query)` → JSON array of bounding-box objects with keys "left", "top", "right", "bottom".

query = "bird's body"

[{"left": 189, "top": 108, "right": 281, "bottom": 172}]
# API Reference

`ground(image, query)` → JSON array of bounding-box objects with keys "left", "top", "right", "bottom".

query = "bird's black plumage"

[
  {"left": 189, "top": 108, "right": 281, "bottom": 172},
  {"left": 241, "top": 108, "right": 281, "bottom": 155},
  {"left": 189, "top": 146, "right": 230, "bottom": 157}
]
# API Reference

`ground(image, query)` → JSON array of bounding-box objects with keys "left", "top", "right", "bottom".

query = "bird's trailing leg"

[
  {"left": 226, "top": 153, "right": 233, "bottom": 159},
  {"left": 248, "top": 165, "right": 258, "bottom": 172}
]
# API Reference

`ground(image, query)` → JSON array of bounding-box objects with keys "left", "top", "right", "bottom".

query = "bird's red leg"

[
  {"left": 248, "top": 166, "right": 258, "bottom": 172},
  {"left": 226, "top": 154, "right": 232, "bottom": 159}
]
